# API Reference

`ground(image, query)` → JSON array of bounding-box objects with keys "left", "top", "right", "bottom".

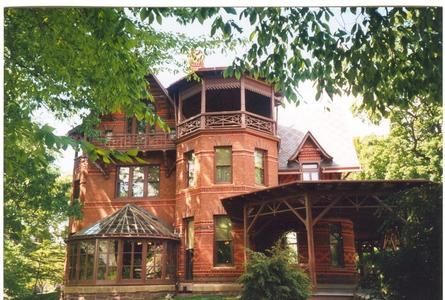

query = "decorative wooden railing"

[
  {"left": 91, "top": 133, "right": 176, "bottom": 151},
  {"left": 177, "top": 111, "right": 275, "bottom": 138}
]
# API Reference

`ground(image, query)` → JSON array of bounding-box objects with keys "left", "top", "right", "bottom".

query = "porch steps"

[{"left": 310, "top": 284, "right": 355, "bottom": 300}]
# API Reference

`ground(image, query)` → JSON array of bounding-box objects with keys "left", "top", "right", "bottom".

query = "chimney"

[{"left": 187, "top": 49, "right": 205, "bottom": 72}]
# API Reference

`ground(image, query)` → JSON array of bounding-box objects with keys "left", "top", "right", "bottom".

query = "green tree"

[
  {"left": 359, "top": 184, "right": 442, "bottom": 299},
  {"left": 239, "top": 242, "right": 311, "bottom": 300},
  {"left": 174, "top": 7, "right": 441, "bottom": 120},
  {"left": 353, "top": 101, "right": 442, "bottom": 182},
  {"left": 4, "top": 8, "right": 226, "bottom": 297}
]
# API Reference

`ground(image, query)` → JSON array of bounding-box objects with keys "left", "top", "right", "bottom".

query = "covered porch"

[{"left": 221, "top": 179, "right": 429, "bottom": 289}]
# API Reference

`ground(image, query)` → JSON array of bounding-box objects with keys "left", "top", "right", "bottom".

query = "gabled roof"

[
  {"left": 288, "top": 131, "right": 333, "bottom": 162},
  {"left": 70, "top": 204, "right": 178, "bottom": 240},
  {"left": 278, "top": 124, "right": 361, "bottom": 172}
]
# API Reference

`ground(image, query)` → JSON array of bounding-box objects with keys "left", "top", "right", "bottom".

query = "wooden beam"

[
  {"left": 250, "top": 218, "right": 274, "bottom": 238},
  {"left": 372, "top": 196, "right": 407, "bottom": 224},
  {"left": 305, "top": 193, "right": 317, "bottom": 288},
  {"left": 283, "top": 199, "right": 306, "bottom": 225},
  {"left": 247, "top": 203, "right": 265, "bottom": 233},
  {"left": 312, "top": 195, "right": 343, "bottom": 227}
]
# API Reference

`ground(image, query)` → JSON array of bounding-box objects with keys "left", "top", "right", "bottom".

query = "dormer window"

[{"left": 301, "top": 163, "right": 319, "bottom": 181}]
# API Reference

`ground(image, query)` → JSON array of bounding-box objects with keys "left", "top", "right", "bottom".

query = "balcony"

[
  {"left": 177, "top": 111, "right": 275, "bottom": 138},
  {"left": 91, "top": 132, "right": 176, "bottom": 151}
]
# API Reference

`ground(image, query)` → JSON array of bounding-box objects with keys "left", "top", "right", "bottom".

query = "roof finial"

[{"left": 187, "top": 49, "right": 205, "bottom": 72}]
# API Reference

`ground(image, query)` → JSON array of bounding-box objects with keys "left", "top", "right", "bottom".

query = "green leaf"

[
  {"left": 223, "top": 7, "right": 237, "bottom": 15},
  {"left": 127, "top": 148, "right": 139, "bottom": 156}
]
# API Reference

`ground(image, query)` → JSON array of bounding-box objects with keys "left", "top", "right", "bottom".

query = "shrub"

[{"left": 239, "top": 241, "right": 311, "bottom": 300}]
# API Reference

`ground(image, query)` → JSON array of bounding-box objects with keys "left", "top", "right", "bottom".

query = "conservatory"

[{"left": 65, "top": 204, "right": 178, "bottom": 286}]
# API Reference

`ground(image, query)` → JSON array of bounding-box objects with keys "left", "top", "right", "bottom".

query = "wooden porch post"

[
  {"left": 305, "top": 193, "right": 317, "bottom": 288},
  {"left": 200, "top": 80, "right": 206, "bottom": 129},
  {"left": 240, "top": 77, "right": 246, "bottom": 128}
]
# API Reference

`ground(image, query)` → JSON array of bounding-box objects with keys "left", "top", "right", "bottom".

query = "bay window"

[{"left": 67, "top": 239, "right": 175, "bottom": 284}]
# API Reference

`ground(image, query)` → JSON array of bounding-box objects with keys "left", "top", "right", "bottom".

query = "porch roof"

[{"left": 221, "top": 179, "right": 430, "bottom": 221}]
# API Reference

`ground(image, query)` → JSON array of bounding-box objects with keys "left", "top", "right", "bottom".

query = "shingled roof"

[
  {"left": 278, "top": 124, "right": 361, "bottom": 172},
  {"left": 70, "top": 204, "right": 179, "bottom": 240}
]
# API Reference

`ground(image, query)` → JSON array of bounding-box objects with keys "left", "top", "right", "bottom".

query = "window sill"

[
  {"left": 114, "top": 196, "right": 160, "bottom": 201},
  {"left": 213, "top": 265, "right": 236, "bottom": 269}
]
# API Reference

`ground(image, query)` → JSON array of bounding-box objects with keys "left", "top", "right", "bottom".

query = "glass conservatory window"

[
  {"left": 67, "top": 239, "right": 175, "bottom": 284},
  {"left": 68, "top": 243, "right": 78, "bottom": 280},
  {"left": 79, "top": 240, "right": 95, "bottom": 280},
  {"left": 146, "top": 241, "right": 164, "bottom": 279},
  {"left": 97, "top": 240, "right": 118, "bottom": 280},
  {"left": 122, "top": 240, "right": 143, "bottom": 279}
]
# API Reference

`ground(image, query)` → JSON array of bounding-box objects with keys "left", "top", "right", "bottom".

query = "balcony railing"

[
  {"left": 178, "top": 111, "right": 275, "bottom": 138},
  {"left": 91, "top": 133, "right": 176, "bottom": 151}
]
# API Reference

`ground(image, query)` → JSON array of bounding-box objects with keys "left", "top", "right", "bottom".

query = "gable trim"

[{"left": 288, "top": 131, "right": 333, "bottom": 163}]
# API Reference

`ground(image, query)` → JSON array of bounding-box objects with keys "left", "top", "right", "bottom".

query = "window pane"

[
  {"left": 147, "top": 165, "right": 160, "bottom": 181},
  {"left": 285, "top": 231, "right": 299, "bottom": 263},
  {"left": 302, "top": 172, "right": 311, "bottom": 181},
  {"left": 122, "top": 240, "right": 132, "bottom": 279},
  {"left": 215, "top": 241, "right": 232, "bottom": 265},
  {"left": 68, "top": 243, "right": 78, "bottom": 280},
  {"left": 147, "top": 166, "right": 160, "bottom": 196},
  {"left": 79, "top": 241, "right": 95, "bottom": 280},
  {"left": 216, "top": 166, "right": 231, "bottom": 183},
  {"left": 215, "top": 217, "right": 232, "bottom": 241},
  {"left": 133, "top": 241, "right": 143, "bottom": 279},
  {"left": 146, "top": 242, "right": 163, "bottom": 279},
  {"left": 302, "top": 163, "right": 318, "bottom": 169},
  {"left": 132, "top": 167, "right": 145, "bottom": 197},
  {"left": 255, "top": 168, "right": 264, "bottom": 185},
  {"left": 254, "top": 150, "right": 264, "bottom": 168},
  {"left": 215, "top": 147, "right": 231, "bottom": 165},
  {"left": 186, "top": 219, "right": 194, "bottom": 250},
  {"left": 311, "top": 172, "right": 319, "bottom": 180},
  {"left": 97, "top": 241, "right": 107, "bottom": 280},
  {"left": 148, "top": 182, "right": 160, "bottom": 197},
  {"left": 118, "top": 167, "right": 130, "bottom": 197},
  {"left": 137, "top": 119, "right": 146, "bottom": 134},
  {"left": 108, "top": 241, "right": 118, "bottom": 280},
  {"left": 187, "top": 152, "right": 196, "bottom": 187},
  {"left": 329, "top": 224, "right": 344, "bottom": 267}
]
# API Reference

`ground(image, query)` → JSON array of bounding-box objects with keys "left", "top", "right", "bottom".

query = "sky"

[{"left": 40, "top": 9, "right": 390, "bottom": 175}]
